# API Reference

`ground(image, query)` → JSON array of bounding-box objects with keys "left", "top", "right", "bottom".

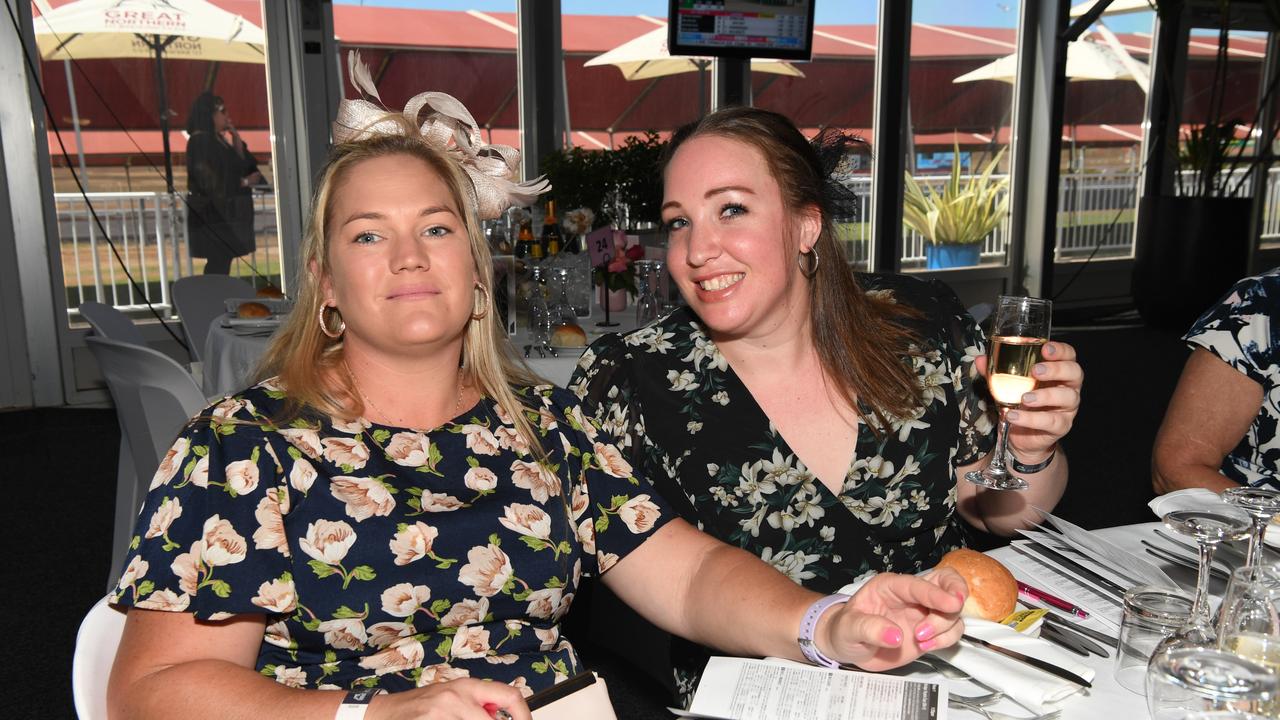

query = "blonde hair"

[{"left": 256, "top": 114, "right": 545, "bottom": 454}]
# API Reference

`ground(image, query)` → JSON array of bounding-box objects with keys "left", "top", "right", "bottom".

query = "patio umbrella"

[
  {"left": 953, "top": 39, "right": 1149, "bottom": 84},
  {"left": 584, "top": 26, "right": 803, "bottom": 116},
  {"left": 34, "top": 0, "right": 266, "bottom": 193}
]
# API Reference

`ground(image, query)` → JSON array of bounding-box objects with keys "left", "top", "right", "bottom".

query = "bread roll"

[
  {"left": 935, "top": 548, "right": 1018, "bottom": 621},
  {"left": 550, "top": 323, "right": 587, "bottom": 347},
  {"left": 256, "top": 285, "right": 285, "bottom": 299},
  {"left": 237, "top": 301, "right": 272, "bottom": 319}
]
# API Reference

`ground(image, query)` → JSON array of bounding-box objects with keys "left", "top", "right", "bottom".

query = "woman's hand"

[
  {"left": 368, "top": 678, "right": 532, "bottom": 720},
  {"left": 819, "top": 569, "right": 967, "bottom": 671},
  {"left": 977, "top": 340, "right": 1083, "bottom": 463}
]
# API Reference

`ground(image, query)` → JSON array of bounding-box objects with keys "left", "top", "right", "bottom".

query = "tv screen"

[{"left": 667, "top": 0, "right": 815, "bottom": 61}]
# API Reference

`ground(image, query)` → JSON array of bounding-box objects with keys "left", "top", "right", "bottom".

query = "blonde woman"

[{"left": 106, "top": 87, "right": 968, "bottom": 720}]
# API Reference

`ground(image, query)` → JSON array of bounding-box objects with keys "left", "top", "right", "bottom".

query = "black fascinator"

[{"left": 810, "top": 128, "right": 871, "bottom": 223}]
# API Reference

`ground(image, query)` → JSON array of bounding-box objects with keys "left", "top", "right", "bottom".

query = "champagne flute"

[
  {"left": 1217, "top": 564, "right": 1280, "bottom": 718},
  {"left": 965, "top": 295, "right": 1053, "bottom": 491}
]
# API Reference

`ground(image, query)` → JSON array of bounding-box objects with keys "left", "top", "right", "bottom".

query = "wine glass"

[
  {"left": 1147, "top": 646, "right": 1276, "bottom": 720},
  {"left": 634, "top": 260, "right": 659, "bottom": 325},
  {"left": 965, "top": 295, "right": 1053, "bottom": 491},
  {"left": 1222, "top": 487, "right": 1280, "bottom": 575},
  {"left": 547, "top": 267, "right": 578, "bottom": 330},
  {"left": 1218, "top": 565, "right": 1280, "bottom": 699},
  {"left": 1157, "top": 510, "right": 1253, "bottom": 653}
]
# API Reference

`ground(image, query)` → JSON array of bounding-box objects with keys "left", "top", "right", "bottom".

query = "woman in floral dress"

[
  {"left": 106, "top": 94, "right": 971, "bottom": 719},
  {"left": 571, "top": 107, "right": 1084, "bottom": 699}
]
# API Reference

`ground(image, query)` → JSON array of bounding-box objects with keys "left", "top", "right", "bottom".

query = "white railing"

[{"left": 55, "top": 189, "right": 281, "bottom": 318}]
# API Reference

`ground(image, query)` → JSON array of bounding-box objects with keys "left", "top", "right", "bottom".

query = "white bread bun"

[
  {"left": 935, "top": 548, "right": 1018, "bottom": 621},
  {"left": 550, "top": 323, "right": 587, "bottom": 347},
  {"left": 237, "top": 301, "right": 272, "bottom": 319}
]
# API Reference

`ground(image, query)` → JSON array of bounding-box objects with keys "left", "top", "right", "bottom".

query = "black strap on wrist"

[{"left": 1011, "top": 447, "right": 1057, "bottom": 474}]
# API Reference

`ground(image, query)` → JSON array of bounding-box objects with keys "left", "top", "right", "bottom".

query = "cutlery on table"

[
  {"left": 948, "top": 698, "right": 1062, "bottom": 720},
  {"left": 1140, "top": 541, "right": 1230, "bottom": 582},
  {"left": 1037, "top": 623, "right": 1097, "bottom": 658},
  {"left": 904, "top": 655, "right": 1004, "bottom": 697},
  {"left": 1018, "top": 601, "right": 1118, "bottom": 649},
  {"left": 960, "top": 635, "right": 1092, "bottom": 688},
  {"left": 1152, "top": 528, "right": 1237, "bottom": 572},
  {"left": 1011, "top": 544, "right": 1127, "bottom": 601}
]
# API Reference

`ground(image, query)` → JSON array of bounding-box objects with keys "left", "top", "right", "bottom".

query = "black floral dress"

[
  {"left": 110, "top": 380, "right": 670, "bottom": 696},
  {"left": 1184, "top": 266, "right": 1280, "bottom": 488},
  {"left": 569, "top": 272, "right": 995, "bottom": 700}
]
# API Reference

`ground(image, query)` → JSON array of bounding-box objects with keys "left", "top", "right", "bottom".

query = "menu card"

[{"left": 671, "top": 657, "right": 946, "bottom": 720}]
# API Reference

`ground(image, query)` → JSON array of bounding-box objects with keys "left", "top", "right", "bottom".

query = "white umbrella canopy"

[
  {"left": 584, "top": 26, "right": 804, "bottom": 80},
  {"left": 953, "top": 40, "right": 1149, "bottom": 83},
  {"left": 1069, "top": 0, "right": 1154, "bottom": 18},
  {"left": 34, "top": 0, "right": 265, "bottom": 62}
]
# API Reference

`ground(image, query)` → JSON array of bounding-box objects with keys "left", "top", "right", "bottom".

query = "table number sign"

[{"left": 586, "top": 226, "right": 623, "bottom": 268}]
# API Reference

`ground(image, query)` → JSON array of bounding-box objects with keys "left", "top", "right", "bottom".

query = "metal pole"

[{"left": 63, "top": 59, "right": 89, "bottom": 191}]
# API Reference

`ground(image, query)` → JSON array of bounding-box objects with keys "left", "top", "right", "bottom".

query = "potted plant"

[{"left": 902, "top": 143, "right": 1009, "bottom": 269}]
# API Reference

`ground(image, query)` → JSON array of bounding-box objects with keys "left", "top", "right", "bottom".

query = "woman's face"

[
  {"left": 213, "top": 103, "right": 230, "bottom": 132},
  {"left": 319, "top": 153, "right": 476, "bottom": 360},
  {"left": 662, "top": 134, "right": 819, "bottom": 340}
]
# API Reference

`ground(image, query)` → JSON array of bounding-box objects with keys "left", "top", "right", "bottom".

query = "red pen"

[
  {"left": 1017, "top": 580, "right": 1089, "bottom": 619},
  {"left": 482, "top": 702, "right": 513, "bottom": 720}
]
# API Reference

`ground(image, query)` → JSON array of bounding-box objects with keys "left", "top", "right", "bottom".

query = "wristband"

[
  {"left": 797, "top": 593, "right": 851, "bottom": 668},
  {"left": 1011, "top": 447, "right": 1056, "bottom": 474},
  {"left": 334, "top": 688, "right": 382, "bottom": 720}
]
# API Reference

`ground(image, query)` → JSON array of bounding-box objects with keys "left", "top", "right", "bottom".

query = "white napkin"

[
  {"left": 930, "top": 618, "right": 1094, "bottom": 714},
  {"left": 1148, "top": 488, "right": 1277, "bottom": 544}
]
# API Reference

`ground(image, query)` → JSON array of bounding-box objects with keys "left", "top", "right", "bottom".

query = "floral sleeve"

[
  {"left": 110, "top": 396, "right": 295, "bottom": 620},
  {"left": 928, "top": 280, "right": 996, "bottom": 466},
  {"left": 569, "top": 333, "right": 645, "bottom": 462},
  {"left": 552, "top": 390, "right": 672, "bottom": 576},
  {"left": 1184, "top": 275, "right": 1277, "bottom": 387}
]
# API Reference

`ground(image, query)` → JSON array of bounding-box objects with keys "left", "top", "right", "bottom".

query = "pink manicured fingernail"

[
  {"left": 919, "top": 638, "right": 937, "bottom": 652},
  {"left": 883, "top": 627, "right": 903, "bottom": 646},
  {"left": 915, "top": 625, "right": 935, "bottom": 642}
]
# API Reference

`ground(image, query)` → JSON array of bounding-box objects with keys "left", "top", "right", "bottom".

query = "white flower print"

[
  {"left": 251, "top": 578, "right": 297, "bottom": 613},
  {"left": 494, "top": 426, "right": 530, "bottom": 456},
  {"left": 450, "top": 625, "right": 492, "bottom": 659},
  {"left": 461, "top": 424, "right": 501, "bottom": 456},
  {"left": 211, "top": 397, "right": 252, "bottom": 421},
  {"left": 289, "top": 457, "right": 316, "bottom": 494},
  {"left": 711, "top": 391, "right": 729, "bottom": 406},
  {"left": 367, "top": 621, "right": 411, "bottom": 648},
  {"left": 535, "top": 626, "right": 560, "bottom": 651},
  {"left": 464, "top": 466, "right": 498, "bottom": 492},
  {"left": 618, "top": 495, "right": 661, "bottom": 533},
  {"left": 417, "top": 663, "right": 470, "bottom": 687},
  {"left": 916, "top": 358, "right": 949, "bottom": 406},
  {"left": 419, "top": 492, "right": 465, "bottom": 512},
  {"left": 299, "top": 519, "right": 357, "bottom": 565},
  {"left": 317, "top": 618, "right": 367, "bottom": 650},
  {"left": 565, "top": 404, "right": 599, "bottom": 440},
  {"left": 511, "top": 460, "right": 561, "bottom": 502},
  {"left": 150, "top": 437, "right": 189, "bottom": 489},
  {"left": 329, "top": 476, "right": 396, "bottom": 521},
  {"left": 171, "top": 541, "right": 200, "bottom": 595},
  {"left": 279, "top": 428, "right": 323, "bottom": 460},
  {"left": 331, "top": 415, "right": 370, "bottom": 434},
  {"left": 739, "top": 507, "right": 768, "bottom": 537},
  {"left": 389, "top": 521, "right": 438, "bottom": 565},
  {"left": 735, "top": 462, "right": 777, "bottom": 504},
  {"left": 224, "top": 459, "right": 260, "bottom": 496},
  {"left": 381, "top": 582, "right": 431, "bottom": 617},
  {"left": 499, "top": 503, "right": 552, "bottom": 539},
  {"left": 537, "top": 407, "right": 558, "bottom": 432},
  {"left": 687, "top": 421, "right": 703, "bottom": 434},
  {"left": 440, "top": 598, "right": 489, "bottom": 628},
  {"left": 384, "top": 431, "right": 431, "bottom": 467},
  {"left": 458, "top": 544, "right": 513, "bottom": 597},
  {"left": 597, "top": 551, "right": 620, "bottom": 573},
  {"left": 117, "top": 556, "right": 148, "bottom": 590},
  {"left": 524, "top": 587, "right": 563, "bottom": 620},
  {"left": 144, "top": 497, "right": 182, "bottom": 539},
  {"left": 252, "top": 493, "right": 289, "bottom": 555},
  {"left": 188, "top": 455, "right": 210, "bottom": 488},
  {"left": 321, "top": 437, "right": 369, "bottom": 470},
  {"left": 273, "top": 665, "right": 307, "bottom": 688},
  {"left": 135, "top": 588, "right": 189, "bottom": 611},
  {"left": 577, "top": 517, "right": 596, "bottom": 555},
  {"left": 359, "top": 637, "right": 425, "bottom": 675},
  {"left": 760, "top": 547, "right": 820, "bottom": 583},
  {"left": 819, "top": 525, "right": 836, "bottom": 542},
  {"left": 200, "top": 515, "right": 248, "bottom": 567},
  {"left": 264, "top": 620, "right": 291, "bottom": 649},
  {"left": 667, "top": 369, "right": 696, "bottom": 391},
  {"left": 593, "top": 442, "right": 634, "bottom": 478}
]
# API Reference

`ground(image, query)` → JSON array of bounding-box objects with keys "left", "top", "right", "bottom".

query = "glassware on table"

[
  {"left": 1217, "top": 565, "right": 1280, "bottom": 691},
  {"left": 1156, "top": 510, "right": 1253, "bottom": 654},
  {"left": 1115, "top": 585, "right": 1195, "bottom": 694},
  {"left": 525, "top": 265, "right": 552, "bottom": 347},
  {"left": 547, "top": 267, "right": 579, "bottom": 329},
  {"left": 634, "top": 260, "right": 659, "bottom": 326},
  {"left": 965, "top": 295, "right": 1053, "bottom": 491},
  {"left": 1222, "top": 487, "right": 1280, "bottom": 575},
  {"left": 1146, "top": 646, "right": 1276, "bottom": 720}
]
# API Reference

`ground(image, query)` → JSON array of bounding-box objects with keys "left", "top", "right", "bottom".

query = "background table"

[{"left": 203, "top": 315, "right": 275, "bottom": 397}]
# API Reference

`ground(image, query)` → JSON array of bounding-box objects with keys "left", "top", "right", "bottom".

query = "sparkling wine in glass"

[{"left": 966, "top": 295, "right": 1052, "bottom": 491}]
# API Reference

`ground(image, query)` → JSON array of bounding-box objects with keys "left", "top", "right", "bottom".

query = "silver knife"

[
  {"left": 1040, "top": 621, "right": 1109, "bottom": 658},
  {"left": 1019, "top": 600, "right": 1119, "bottom": 649},
  {"left": 1013, "top": 543, "right": 1128, "bottom": 600},
  {"left": 961, "top": 634, "right": 1093, "bottom": 688}
]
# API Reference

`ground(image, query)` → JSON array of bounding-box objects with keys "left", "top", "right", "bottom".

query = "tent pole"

[
  {"left": 151, "top": 34, "right": 175, "bottom": 194},
  {"left": 63, "top": 59, "right": 89, "bottom": 191}
]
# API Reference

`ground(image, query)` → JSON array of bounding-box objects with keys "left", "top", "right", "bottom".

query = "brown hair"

[
  {"left": 661, "top": 107, "right": 923, "bottom": 431},
  {"left": 255, "top": 114, "right": 545, "bottom": 453}
]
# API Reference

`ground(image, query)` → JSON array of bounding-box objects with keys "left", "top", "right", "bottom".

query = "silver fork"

[
  {"left": 915, "top": 655, "right": 1004, "bottom": 696},
  {"left": 949, "top": 698, "right": 1062, "bottom": 720}
]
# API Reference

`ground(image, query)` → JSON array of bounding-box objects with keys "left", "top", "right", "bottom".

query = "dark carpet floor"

[{"left": 5, "top": 317, "right": 1188, "bottom": 719}]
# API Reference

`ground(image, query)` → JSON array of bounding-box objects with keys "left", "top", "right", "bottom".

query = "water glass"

[
  {"left": 1146, "top": 647, "right": 1276, "bottom": 720},
  {"left": 1115, "top": 585, "right": 1194, "bottom": 694},
  {"left": 634, "top": 260, "right": 659, "bottom": 325}
]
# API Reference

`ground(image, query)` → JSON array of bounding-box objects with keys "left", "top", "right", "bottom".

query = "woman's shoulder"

[
  {"left": 586, "top": 307, "right": 700, "bottom": 360},
  {"left": 194, "top": 378, "right": 292, "bottom": 431},
  {"left": 857, "top": 272, "right": 968, "bottom": 324}
]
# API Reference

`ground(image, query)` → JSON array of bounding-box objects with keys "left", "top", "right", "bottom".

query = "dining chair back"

[
  {"left": 78, "top": 301, "right": 147, "bottom": 345},
  {"left": 72, "top": 596, "right": 126, "bottom": 720},
  {"left": 86, "top": 336, "right": 206, "bottom": 593},
  {"left": 172, "top": 274, "right": 256, "bottom": 364}
]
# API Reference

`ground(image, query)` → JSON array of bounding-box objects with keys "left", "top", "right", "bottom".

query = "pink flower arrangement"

[{"left": 595, "top": 234, "right": 646, "bottom": 293}]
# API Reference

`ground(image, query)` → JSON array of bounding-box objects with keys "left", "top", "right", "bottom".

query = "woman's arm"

[
  {"left": 955, "top": 340, "right": 1079, "bottom": 535},
  {"left": 109, "top": 609, "right": 532, "bottom": 720},
  {"left": 599, "top": 519, "right": 966, "bottom": 671},
  {"left": 1153, "top": 348, "right": 1261, "bottom": 494}
]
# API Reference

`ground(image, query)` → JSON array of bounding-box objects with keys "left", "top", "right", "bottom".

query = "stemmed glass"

[
  {"left": 1217, "top": 565, "right": 1280, "bottom": 681},
  {"left": 634, "top": 260, "right": 659, "bottom": 325},
  {"left": 1157, "top": 510, "right": 1253, "bottom": 653},
  {"left": 1222, "top": 487, "right": 1280, "bottom": 575},
  {"left": 965, "top": 295, "right": 1053, "bottom": 491},
  {"left": 1146, "top": 646, "right": 1276, "bottom": 720}
]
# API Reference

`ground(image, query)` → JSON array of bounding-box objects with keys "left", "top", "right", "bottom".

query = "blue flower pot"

[{"left": 924, "top": 243, "right": 981, "bottom": 269}]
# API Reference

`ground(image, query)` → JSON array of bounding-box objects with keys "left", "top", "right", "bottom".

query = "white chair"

[
  {"left": 79, "top": 301, "right": 148, "bottom": 346},
  {"left": 86, "top": 336, "right": 207, "bottom": 593},
  {"left": 172, "top": 274, "right": 256, "bottom": 364},
  {"left": 72, "top": 596, "right": 127, "bottom": 720}
]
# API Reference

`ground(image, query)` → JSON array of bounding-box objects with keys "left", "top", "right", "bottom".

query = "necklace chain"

[{"left": 345, "top": 360, "right": 464, "bottom": 428}]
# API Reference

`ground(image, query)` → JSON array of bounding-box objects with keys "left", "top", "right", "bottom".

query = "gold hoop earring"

[
  {"left": 471, "top": 282, "right": 490, "bottom": 320},
  {"left": 318, "top": 302, "right": 345, "bottom": 338},
  {"left": 798, "top": 246, "right": 820, "bottom": 279}
]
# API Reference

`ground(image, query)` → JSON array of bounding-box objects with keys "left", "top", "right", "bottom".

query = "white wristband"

[{"left": 334, "top": 688, "right": 381, "bottom": 720}]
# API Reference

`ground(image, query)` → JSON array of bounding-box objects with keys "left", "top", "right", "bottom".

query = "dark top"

[
  {"left": 1184, "top": 266, "right": 1280, "bottom": 488},
  {"left": 111, "top": 380, "right": 671, "bottom": 695},
  {"left": 185, "top": 131, "right": 259, "bottom": 258}
]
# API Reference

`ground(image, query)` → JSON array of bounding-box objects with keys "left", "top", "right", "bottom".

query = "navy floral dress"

[
  {"left": 569, "top": 273, "right": 995, "bottom": 700},
  {"left": 110, "top": 380, "right": 670, "bottom": 696},
  {"left": 1184, "top": 266, "right": 1280, "bottom": 488}
]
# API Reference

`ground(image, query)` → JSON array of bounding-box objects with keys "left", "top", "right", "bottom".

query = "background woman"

[
  {"left": 106, "top": 93, "right": 968, "bottom": 719},
  {"left": 185, "top": 91, "right": 264, "bottom": 275},
  {"left": 571, "top": 107, "right": 1083, "bottom": 699}
]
